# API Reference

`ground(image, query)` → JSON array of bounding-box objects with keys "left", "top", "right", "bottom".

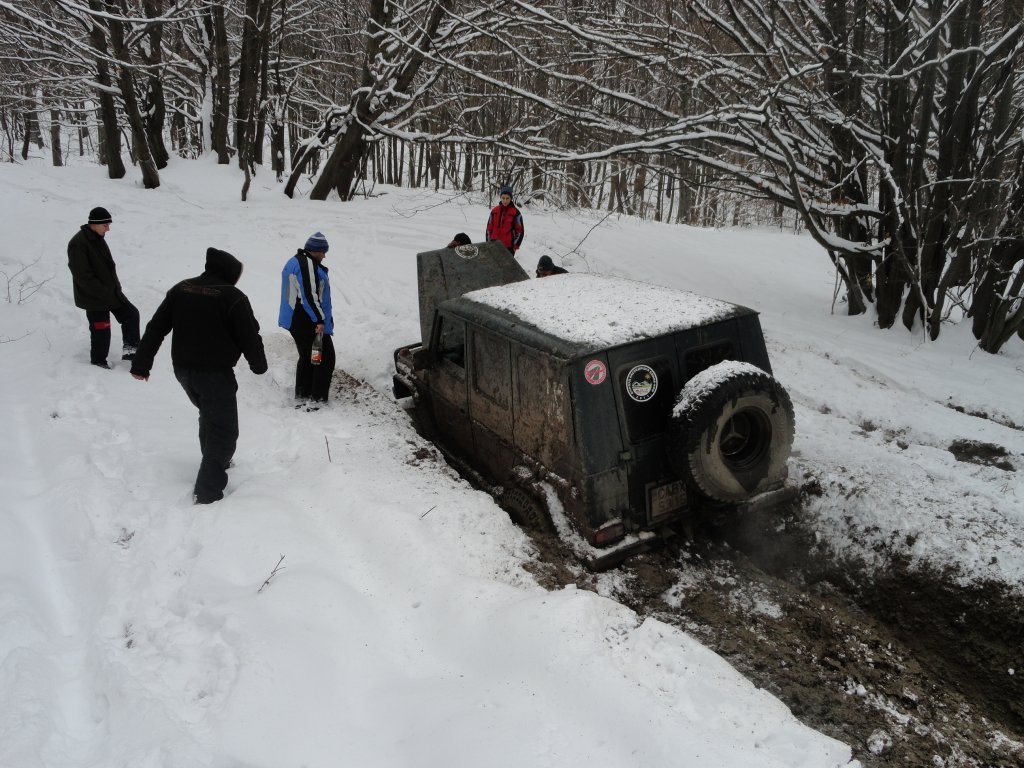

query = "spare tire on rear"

[{"left": 670, "top": 361, "right": 795, "bottom": 503}]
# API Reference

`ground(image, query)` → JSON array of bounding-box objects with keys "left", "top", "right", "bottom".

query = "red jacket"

[{"left": 486, "top": 201, "right": 524, "bottom": 252}]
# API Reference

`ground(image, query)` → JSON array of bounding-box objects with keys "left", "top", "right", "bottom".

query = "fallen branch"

[
  {"left": 257, "top": 554, "right": 286, "bottom": 594},
  {"left": 1, "top": 256, "right": 48, "bottom": 304}
]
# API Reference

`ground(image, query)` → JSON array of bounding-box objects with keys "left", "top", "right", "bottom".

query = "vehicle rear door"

[{"left": 606, "top": 339, "right": 684, "bottom": 526}]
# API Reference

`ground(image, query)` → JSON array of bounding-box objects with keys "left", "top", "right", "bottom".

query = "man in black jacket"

[
  {"left": 130, "top": 248, "right": 268, "bottom": 504},
  {"left": 67, "top": 206, "right": 140, "bottom": 368}
]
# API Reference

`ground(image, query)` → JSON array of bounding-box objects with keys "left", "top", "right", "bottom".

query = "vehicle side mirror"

[{"left": 411, "top": 346, "right": 433, "bottom": 370}]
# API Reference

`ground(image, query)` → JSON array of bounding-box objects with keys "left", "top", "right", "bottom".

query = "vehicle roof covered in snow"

[{"left": 446, "top": 273, "right": 757, "bottom": 358}]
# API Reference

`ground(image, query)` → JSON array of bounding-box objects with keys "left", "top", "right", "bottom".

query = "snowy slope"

[{"left": 1, "top": 155, "right": 1021, "bottom": 767}]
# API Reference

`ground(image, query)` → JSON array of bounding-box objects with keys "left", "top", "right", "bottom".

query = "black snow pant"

[
  {"left": 86, "top": 299, "right": 140, "bottom": 365},
  {"left": 174, "top": 367, "right": 239, "bottom": 504},
  {"left": 288, "top": 307, "right": 336, "bottom": 402}
]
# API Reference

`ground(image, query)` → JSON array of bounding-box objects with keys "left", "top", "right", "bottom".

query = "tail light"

[{"left": 594, "top": 521, "right": 625, "bottom": 546}]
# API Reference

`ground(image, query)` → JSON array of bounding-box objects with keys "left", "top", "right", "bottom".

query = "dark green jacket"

[{"left": 67, "top": 225, "right": 126, "bottom": 311}]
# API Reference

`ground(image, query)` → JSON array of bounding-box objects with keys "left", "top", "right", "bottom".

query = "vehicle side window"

[
  {"left": 685, "top": 341, "right": 734, "bottom": 380},
  {"left": 472, "top": 329, "right": 511, "bottom": 407},
  {"left": 438, "top": 316, "right": 466, "bottom": 369}
]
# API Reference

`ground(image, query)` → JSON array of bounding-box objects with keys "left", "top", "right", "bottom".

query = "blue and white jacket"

[{"left": 278, "top": 249, "right": 333, "bottom": 334}]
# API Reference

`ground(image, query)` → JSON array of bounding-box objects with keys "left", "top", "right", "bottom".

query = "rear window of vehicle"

[{"left": 684, "top": 340, "right": 734, "bottom": 380}]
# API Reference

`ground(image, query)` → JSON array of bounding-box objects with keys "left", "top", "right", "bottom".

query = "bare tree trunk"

[
  {"left": 632, "top": 165, "right": 647, "bottom": 218},
  {"left": 20, "top": 118, "right": 29, "bottom": 161},
  {"left": 821, "top": 0, "right": 871, "bottom": 316},
  {"left": 873, "top": 1, "right": 922, "bottom": 330},
  {"left": 429, "top": 142, "right": 441, "bottom": 191},
  {"left": 269, "top": 0, "right": 289, "bottom": 180},
  {"left": 141, "top": 0, "right": 169, "bottom": 169},
  {"left": 1, "top": 109, "right": 14, "bottom": 162},
  {"left": 87, "top": 1, "right": 126, "bottom": 179},
  {"left": 21, "top": 110, "right": 36, "bottom": 161},
  {"left": 270, "top": 113, "right": 286, "bottom": 180},
  {"left": 972, "top": 142, "right": 1024, "bottom": 352},
  {"left": 237, "top": 0, "right": 272, "bottom": 171},
  {"left": 253, "top": 3, "right": 273, "bottom": 167},
  {"left": 202, "top": 4, "right": 231, "bottom": 164},
  {"left": 49, "top": 107, "right": 62, "bottom": 166},
  {"left": 76, "top": 103, "right": 90, "bottom": 157},
  {"left": 107, "top": 3, "right": 159, "bottom": 188},
  {"left": 909, "top": 0, "right": 982, "bottom": 337}
]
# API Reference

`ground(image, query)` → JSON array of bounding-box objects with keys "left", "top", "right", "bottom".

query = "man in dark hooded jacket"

[{"left": 130, "top": 247, "right": 268, "bottom": 504}]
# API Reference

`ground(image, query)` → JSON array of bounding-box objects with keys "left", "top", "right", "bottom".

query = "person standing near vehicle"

[
  {"left": 278, "top": 231, "right": 335, "bottom": 407},
  {"left": 485, "top": 185, "right": 524, "bottom": 254},
  {"left": 67, "top": 206, "right": 141, "bottom": 369},
  {"left": 130, "top": 247, "right": 267, "bottom": 505}
]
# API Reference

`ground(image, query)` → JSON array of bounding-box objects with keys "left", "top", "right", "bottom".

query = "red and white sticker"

[{"left": 584, "top": 359, "right": 607, "bottom": 385}]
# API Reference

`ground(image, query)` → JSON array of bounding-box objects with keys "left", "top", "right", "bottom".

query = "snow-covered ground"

[{"left": 2, "top": 156, "right": 1022, "bottom": 767}]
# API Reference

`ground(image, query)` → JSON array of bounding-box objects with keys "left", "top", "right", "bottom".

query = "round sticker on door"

[
  {"left": 584, "top": 359, "right": 607, "bottom": 385},
  {"left": 625, "top": 364, "right": 658, "bottom": 402}
]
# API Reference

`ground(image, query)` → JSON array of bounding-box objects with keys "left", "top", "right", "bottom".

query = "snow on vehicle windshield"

[{"left": 464, "top": 273, "right": 744, "bottom": 348}]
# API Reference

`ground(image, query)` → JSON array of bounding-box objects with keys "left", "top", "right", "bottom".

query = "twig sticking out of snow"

[{"left": 258, "top": 554, "right": 286, "bottom": 594}]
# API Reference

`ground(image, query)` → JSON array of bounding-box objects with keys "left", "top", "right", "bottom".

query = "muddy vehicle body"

[{"left": 394, "top": 243, "right": 796, "bottom": 566}]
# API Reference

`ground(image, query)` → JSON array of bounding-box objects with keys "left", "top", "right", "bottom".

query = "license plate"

[{"left": 649, "top": 480, "right": 687, "bottom": 519}]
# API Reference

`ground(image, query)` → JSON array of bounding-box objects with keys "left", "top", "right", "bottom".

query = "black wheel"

[
  {"left": 501, "top": 485, "right": 550, "bottom": 531},
  {"left": 671, "top": 363, "right": 795, "bottom": 503}
]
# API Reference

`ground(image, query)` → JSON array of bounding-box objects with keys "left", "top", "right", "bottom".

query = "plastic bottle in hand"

[{"left": 311, "top": 330, "right": 323, "bottom": 366}]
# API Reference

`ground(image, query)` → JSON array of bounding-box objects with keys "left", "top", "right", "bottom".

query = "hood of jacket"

[{"left": 205, "top": 247, "right": 243, "bottom": 285}]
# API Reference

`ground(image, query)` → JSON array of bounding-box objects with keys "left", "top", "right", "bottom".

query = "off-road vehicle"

[{"left": 393, "top": 242, "right": 796, "bottom": 567}]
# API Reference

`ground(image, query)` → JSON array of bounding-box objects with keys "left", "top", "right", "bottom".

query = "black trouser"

[
  {"left": 86, "top": 300, "right": 140, "bottom": 364},
  {"left": 288, "top": 307, "right": 336, "bottom": 402},
  {"left": 174, "top": 367, "right": 238, "bottom": 504}
]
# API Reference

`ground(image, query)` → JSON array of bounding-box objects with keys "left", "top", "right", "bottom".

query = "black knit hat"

[
  {"left": 88, "top": 206, "right": 113, "bottom": 224},
  {"left": 537, "top": 255, "right": 555, "bottom": 270},
  {"left": 450, "top": 232, "right": 471, "bottom": 246}
]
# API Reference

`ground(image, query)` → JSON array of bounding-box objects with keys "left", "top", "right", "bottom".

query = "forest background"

[{"left": 3, "top": 0, "right": 1024, "bottom": 356}]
